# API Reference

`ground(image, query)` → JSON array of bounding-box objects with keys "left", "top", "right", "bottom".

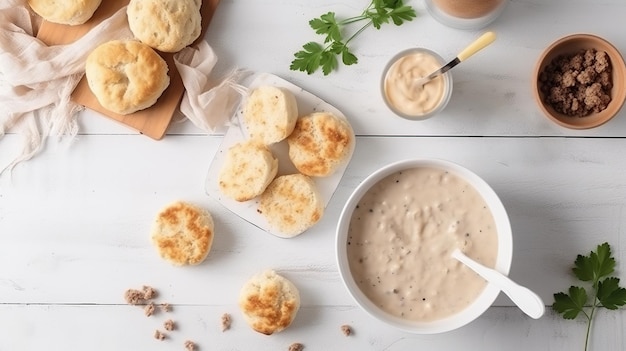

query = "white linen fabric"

[
  {"left": 0, "top": 0, "right": 245, "bottom": 174},
  {"left": 174, "top": 41, "right": 249, "bottom": 133},
  {"left": 0, "top": 0, "right": 133, "bottom": 174}
]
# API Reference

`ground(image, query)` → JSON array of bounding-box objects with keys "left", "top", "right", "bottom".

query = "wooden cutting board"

[{"left": 36, "top": 0, "right": 220, "bottom": 140}]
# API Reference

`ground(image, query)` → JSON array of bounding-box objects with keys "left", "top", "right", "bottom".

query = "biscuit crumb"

[
  {"left": 221, "top": 313, "right": 231, "bottom": 331},
  {"left": 143, "top": 285, "right": 157, "bottom": 300},
  {"left": 164, "top": 319, "right": 175, "bottom": 331},
  {"left": 288, "top": 343, "right": 304, "bottom": 351},
  {"left": 341, "top": 324, "right": 352, "bottom": 336},
  {"left": 144, "top": 302, "right": 156, "bottom": 317},
  {"left": 154, "top": 330, "right": 166, "bottom": 340},
  {"left": 160, "top": 303, "right": 171, "bottom": 312},
  {"left": 184, "top": 340, "right": 196, "bottom": 351},
  {"left": 124, "top": 289, "right": 146, "bottom": 305}
]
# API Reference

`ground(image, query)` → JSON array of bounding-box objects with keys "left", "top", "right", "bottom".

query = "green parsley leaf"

[
  {"left": 593, "top": 242, "right": 615, "bottom": 278},
  {"left": 290, "top": 42, "right": 324, "bottom": 75},
  {"left": 597, "top": 277, "right": 626, "bottom": 310},
  {"left": 553, "top": 287, "right": 587, "bottom": 319},
  {"left": 320, "top": 51, "right": 338, "bottom": 76},
  {"left": 573, "top": 253, "right": 595, "bottom": 282},
  {"left": 369, "top": 10, "right": 389, "bottom": 29},
  {"left": 341, "top": 47, "right": 358, "bottom": 66},
  {"left": 573, "top": 242, "right": 615, "bottom": 283},
  {"left": 309, "top": 12, "right": 341, "bottom": 43},
  {"left": 389, "top": 5, "right": 418, "bottom": 25}
]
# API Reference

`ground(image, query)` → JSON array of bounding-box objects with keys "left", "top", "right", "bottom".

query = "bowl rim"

[
  {"left": 335, "top": 158, "right": 513, "bottom": 334},
  {"left": 533, "top": 33, "right": 626, "bottom": 129}
]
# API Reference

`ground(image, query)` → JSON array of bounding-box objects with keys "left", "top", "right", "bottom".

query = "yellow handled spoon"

[{"left": 414, "top": 31, "right": 496, "bottom": 87}]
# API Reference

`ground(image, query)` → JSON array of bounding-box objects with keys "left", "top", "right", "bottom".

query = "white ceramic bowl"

[
  {"left": 381, "top": 48, "right": 453, "bottom": 120},
  {"left": 336, "top": 158, "right": 513, "bottom": 334}
]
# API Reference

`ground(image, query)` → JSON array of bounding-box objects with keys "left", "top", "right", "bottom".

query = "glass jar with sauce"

[
  {"left": 425, "top": 0, "right": 507, "bottom": 30},
  {"left": 381, "top": 48, "right": 453, "bottom": 120}
]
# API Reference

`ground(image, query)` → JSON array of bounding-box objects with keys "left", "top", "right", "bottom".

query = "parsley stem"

[
  {"left": 584, "top": 305, "right": 594, "bottom": 351},
  {"left": 583, "top": 278, "right": 602, "bottom": 351},
  {"left": 344, "top": 21, "right": 373, "bottom": 47},
  {"left": 339, "top": 0, "right": 376, "bottom": 25},
  {"left": 338, "top": 16, "right": 368, "bottom": 26}
]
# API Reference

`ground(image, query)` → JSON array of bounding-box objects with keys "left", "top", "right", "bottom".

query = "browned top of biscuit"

[
  {"left": 238, "top": 270, "right": 300, "bottom": 335},
  {"left": 258, "top": 174, "right": 324, "bottom": 237},
  {"left": 151, "top": 201, "right": 214, "bottom": 265},
  {"left": 287, "top": 112, "right": 354, "bottom": 177},
  {"left": 242, "top": 287, "right": 298, "bottom": 335}
]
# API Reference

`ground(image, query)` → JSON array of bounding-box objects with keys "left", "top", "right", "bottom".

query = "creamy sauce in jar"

[
  {"left": 347, "top": 167, "right": 499, "bottom": 322},
  {"left": 383, "top": 51, "right": 446, "bottom": 117},
  {"left": 432, "top": 0, "right": 504, "bottom": 19}
]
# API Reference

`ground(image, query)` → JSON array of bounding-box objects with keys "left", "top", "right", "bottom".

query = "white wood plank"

[
  {"left": 59, "top": 0, "right": 626, "bottom": 138},
  {"left": 22, "top": 1, "right": 626, "bottom": 137},
  {"left": 195, "top": 0, "right": 626, "bottom": 138},
  {"left": 0, "top": 304, "right": 622, "bottom": 350},
  {"left": 1, "top": 134, "right": 624, "bottom": 307}
]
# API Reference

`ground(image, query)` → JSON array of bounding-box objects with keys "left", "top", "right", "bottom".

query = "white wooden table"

[{"left": 1, "top": 0, "right": 625, "bottom": 349}]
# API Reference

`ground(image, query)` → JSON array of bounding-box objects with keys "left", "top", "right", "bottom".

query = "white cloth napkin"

[
  {"left": 0, "top": 1, "right": 133, "bottom": 174},
  {"left": 0, "top": 0, "right": 246, "bottom": 174}
]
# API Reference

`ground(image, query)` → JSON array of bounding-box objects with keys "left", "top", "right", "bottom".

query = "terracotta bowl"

[{"left": 533, "top": 33, "right": 626, "bottom": 129}]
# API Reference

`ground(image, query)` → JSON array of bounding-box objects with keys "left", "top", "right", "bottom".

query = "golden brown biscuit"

[
  {"left": 238, "top": 270, "right": 300, "bottom": 335},
  {"left": 151, "top": 201, "right": 214, "bottom": 265},
  {"left": 258, "top": 174, "right": 324, "bottom": 237},
  {"left": 218, "top": 140, "right": 278, "bottom": 202},
  {"left": 127, "top": 0, "right": 202, "bottom": 53},
  {"left": 287, "top": 112, "right": 354, "bottom": 177},
  {"left": 85, "top": 40, "right": 170, "bottom": 115},
  {"left": 29, "top": 0, "right": 102, "bottom": 25}
]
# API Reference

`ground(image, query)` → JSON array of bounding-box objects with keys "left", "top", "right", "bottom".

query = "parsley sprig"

[
  {"left": 290, "top": 0, "right": 417, "bottom": 75},
  {"left": 553, "top": 242, "right": 626, "bottom": 351}
]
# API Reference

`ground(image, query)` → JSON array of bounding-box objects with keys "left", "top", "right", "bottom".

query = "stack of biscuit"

[
  {"left": 83, "top": 0, "right": 204, "bottom": 115},
  {"left": 217, "top": 85, "right": 355, "bottom": 237}
]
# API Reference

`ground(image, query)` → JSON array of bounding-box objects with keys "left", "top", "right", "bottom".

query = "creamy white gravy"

[
  {"left": 384, "top": 52, "right": 446, "bottom": 117},
  {"left": 347, "top": 167, "right": 498, "bottom": 321}
]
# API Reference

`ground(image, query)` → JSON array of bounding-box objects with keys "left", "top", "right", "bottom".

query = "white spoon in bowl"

[{"left": 451, "top": 248, "right": 545, "bottom": 319}]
